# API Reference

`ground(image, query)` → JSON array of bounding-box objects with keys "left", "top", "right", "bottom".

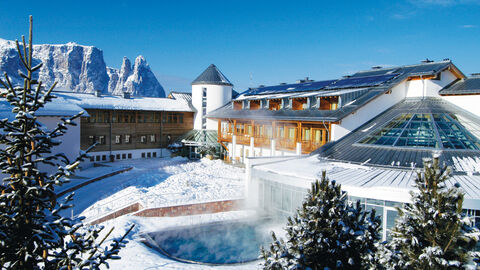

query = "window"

[
  {"left": 115, "top": 135, "right": 121, "bottom": 144},
  {"left": 140, "top": 135, "right": 147, "bottom": 143},
  {"left": 124, "top": 135, "right": 131, "bottom": 144},
  {"left": 90, "top": 157, "right": 94, "bottom": 162},
  {"left": 153, "top": 152, "right": 157, "bottom": 157},
  {"left": 116, "top": 154, "right": 120, "bottom": 159},
  {"left": 147, "top": 152, "right": 151, "bottom": 158},
  {"left": 122, "top": 153, "right": 126, "bottom": 159},
  {"left": 128, "top": 153, "right": 132, "bottom": 159},
  {"left": 150, "top": 134, "right": 156, "bottom": 143},
  {"left": 98, "top": 135, "right": 106, "bottom": 145},
  {"left": 141, "top": 152, "right": 146, "bottom": 158},
  {"left": 88, "top": 135, "right": 95, "bottom": 145},
  {"left": 302, "top": 128, "right": 311, "bottom": 141},
  {"left": 101, "top": 155, "right": 106, "bottom": 161},
  {"left": 359, "top": 113, "right": 480, "bottom": 150},
  {"left": 164, "top": 113, "right": 184, "bottom": 124},
  {"left": 96, "top": 156, "right": 100, "bottom": 161}
]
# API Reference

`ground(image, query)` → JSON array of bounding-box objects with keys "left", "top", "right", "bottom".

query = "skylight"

[{"left": 359, "top": 113, "right": 480, "bottom": 150}]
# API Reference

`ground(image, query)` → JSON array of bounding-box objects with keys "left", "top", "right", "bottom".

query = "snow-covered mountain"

[{"left": 0, "top": 38, "right": 165, "bottom": 97}]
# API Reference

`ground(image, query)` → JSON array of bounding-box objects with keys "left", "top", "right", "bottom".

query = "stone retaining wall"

[
  {"left": 90, "top": 202, "right": 143, "bottom": 225},
  {"left": 134, "top": 199, "right": 244, "bottom": 217},
  {"left": 89, "top": 199, "right": 244, "bottom": 225}
]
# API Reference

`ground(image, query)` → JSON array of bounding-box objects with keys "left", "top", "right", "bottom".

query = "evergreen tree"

[
  {"left": 378, "top": 156, "right": 480, "bottom": 270},
  {"left": 261, "top": 172, "right": 382, "bottom": 270},
  {"left": 0, "top": 16, "right": 133, "bottom": 269}
]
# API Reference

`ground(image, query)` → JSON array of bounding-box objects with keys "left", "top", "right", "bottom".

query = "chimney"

[
  {"left": 123, "top": 92, "right": 131, "bottom": 99},
  {"left": 421, "top": 58, "right": 434, "bottom": 63},
  {"left": 95, "top": 90, "right": 102, "bottom": 97}
]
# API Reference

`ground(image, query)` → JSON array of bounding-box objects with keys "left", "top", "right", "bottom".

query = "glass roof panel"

[{"left": 359, "top": 113, "right": 480, "bottom": 150}]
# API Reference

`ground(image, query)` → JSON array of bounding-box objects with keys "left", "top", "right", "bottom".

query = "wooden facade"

[
  {"left": 81, "top": 109, "right": 194, "bottom": 152},
  {"left": 217, "top": 119, "right": 330, "bottom": 154}
]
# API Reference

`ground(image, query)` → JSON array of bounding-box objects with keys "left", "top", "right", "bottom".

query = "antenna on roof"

[
  {"left": 371, "top": 66, "right": 382, "bottom": 70},
  {"left": 421, "top": 58, "right": 434, "bottom": 63},
  {"left": 443, "top": 58, "right": 450, "bottom": 61}
]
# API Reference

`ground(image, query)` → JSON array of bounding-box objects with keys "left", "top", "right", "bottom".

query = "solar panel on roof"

[
  {"left": 244, "top": 79, "right": 337, "bottom": 96},
  {"left": 325, "top": 74, "right": 398, "bottom": 90}
]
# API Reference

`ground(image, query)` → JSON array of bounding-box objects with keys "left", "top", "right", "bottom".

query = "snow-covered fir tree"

[
  {"left": 378, "top": 156, "right": 480, "bottom": 270},
  {"left": 261, "top": 171, "right": 382, "bottom": 270},
  {"left": 0, "top": 17, "right": 133, "bottom": 269}
]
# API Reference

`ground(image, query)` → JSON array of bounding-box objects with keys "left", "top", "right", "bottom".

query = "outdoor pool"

[{"left": 144, "top": 219, "right": 277, "bottom": 265}]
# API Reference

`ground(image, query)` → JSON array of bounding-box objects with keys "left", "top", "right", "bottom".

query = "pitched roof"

[
  {"left": 439, "top": 76, "right": 480, "bottom": 95},
  {"left": 191, "top": 64, "right": 233, "bottom": 86},
  {"left": 312, "top": 97, "right": 480, "bottom": 169},
  {"left": 251, "top": 155, "right": 480, "bottom": 204},
  {"left": 0, "top": 96, "right": 87, "bottom": 120},
  {"left": 55, "top": 91, "right": 194, "bottom": 112},
  {"left": 207, "top": 61, "right": 460, "bottom": 122}
]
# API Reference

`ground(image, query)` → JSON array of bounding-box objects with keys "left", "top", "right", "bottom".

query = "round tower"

[{"left": 191, "top": 64, "right": 233, "bottom": 130}]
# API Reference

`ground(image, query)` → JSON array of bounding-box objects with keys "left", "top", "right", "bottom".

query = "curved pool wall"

[
  {"left": 248, "top": 164, "right": 480, "bottom": 242},
  {"left": 143, "top": 219, "right": 277, "bottom": 265}
]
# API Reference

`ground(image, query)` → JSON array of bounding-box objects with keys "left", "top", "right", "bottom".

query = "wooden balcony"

[
  {"left": 301, "top": 140, "right": 323, "bottom": 153},
  {"left": 217, "top": 120, "right": 330, "bottom": 154}
]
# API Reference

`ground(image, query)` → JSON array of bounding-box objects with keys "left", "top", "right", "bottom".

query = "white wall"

[
  {"left": 38, "top": 116, "right": 81, "bottom": 171},
  {"left": 81, "top": 148, "right": 168, "bottom": 168},
  {"left": 442, "top": 95, "right": 480, "bottom": 117},
  {"left": 206, "top": 85, "right": 232, "bottom": 130},
  {"left": 405, "top": 70, "right": 457, "bottom": 98},
  {"left": 192, "top": 85, "right": 204, "bottom": 130},
  {"left": 331, "top": 70, "right": 459, "bottom": 141},
  {"left": 332, "top": 79, "right": 406, "bottom": 140},
  {"left": 192, "top": 84, "right": 232, "bottom": 130}
]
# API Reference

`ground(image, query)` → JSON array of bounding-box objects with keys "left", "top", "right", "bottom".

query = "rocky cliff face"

[{"left": 0, "top": 38, "right": 165, "bottom": 97}]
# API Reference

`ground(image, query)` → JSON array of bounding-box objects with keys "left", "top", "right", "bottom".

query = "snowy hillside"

[{"left": 0, "top": 38, "right": 165, "bottom": 97}]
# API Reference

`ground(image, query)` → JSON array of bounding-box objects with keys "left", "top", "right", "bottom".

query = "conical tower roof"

[{"left": 191, "top": 64, "right": 233, "bottom": 86}]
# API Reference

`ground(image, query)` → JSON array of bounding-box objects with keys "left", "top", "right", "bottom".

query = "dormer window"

[
  {"left": 269, "top": 99, "right": 281, "bottom": 111},
  {"left": 292, "top": 97, "right": 308, "bottom": 111},
  {"left": 233, "top": 101, "right": 242, "bottom": 110},
  {"left": 250, "top": 100, "right": 261, "bottom": 110},
  {"left": 319, "top": 96, "right": 339, "bottom": 110}
]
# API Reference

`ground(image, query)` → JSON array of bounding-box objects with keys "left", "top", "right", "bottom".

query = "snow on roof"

[
  {"left": 55, "top": 91, "right": 194, "bottom": 112},
  {"left": 250, "top": 154, "right": 480, "bottom": 208},
  {"left": 0, "top": 95, "right": 87, "bottom": 119}
]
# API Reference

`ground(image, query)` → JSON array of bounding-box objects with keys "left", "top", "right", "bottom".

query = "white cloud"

[{"left": 461, "top": 24, "right": 478, "bottom": 28}]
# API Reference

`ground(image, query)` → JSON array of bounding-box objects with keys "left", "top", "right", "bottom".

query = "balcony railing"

[
  {"left": 301, "top": 140, "right": 323, "bottom": 153},
  {"left": 219, "top": 134, "right": 324, "bottom": 153}
]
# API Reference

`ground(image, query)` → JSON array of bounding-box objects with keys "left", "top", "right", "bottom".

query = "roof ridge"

[{"left": 355, "top": 60, "right": 452, "bottom": 74}]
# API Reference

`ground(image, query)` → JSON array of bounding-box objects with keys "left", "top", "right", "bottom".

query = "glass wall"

[{"left": 257, "top": 176, "right": 480, "bottom": 242}]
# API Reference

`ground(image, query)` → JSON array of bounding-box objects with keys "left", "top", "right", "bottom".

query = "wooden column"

[
  {"left": 217, "top": 120, "right": 222, "bottom": 142},
  {"left": 297, "top": 122, "right": 302, "bottom": 143},
  {"left": 233, "top": 120, "right": 237, "bottom": 136},
  {"left": 250, "top": 120, "right": 254, "bottom": 137}
]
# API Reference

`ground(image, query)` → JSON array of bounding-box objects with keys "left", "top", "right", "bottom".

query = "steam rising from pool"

[{"left": 144, "top": 219, "right": 281, "bottom": 265}]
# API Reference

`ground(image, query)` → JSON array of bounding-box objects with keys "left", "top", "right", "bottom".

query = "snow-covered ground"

[
  {"left": 63, "top": 156, "right": 265, "bottom": 269},
  {"left": 61, "top": 156, "right": 244, "bottom": 218}
]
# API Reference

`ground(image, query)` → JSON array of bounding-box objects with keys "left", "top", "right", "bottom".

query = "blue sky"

[{"left": 1, "top": 0, "right": 479, "bottom": 93}]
